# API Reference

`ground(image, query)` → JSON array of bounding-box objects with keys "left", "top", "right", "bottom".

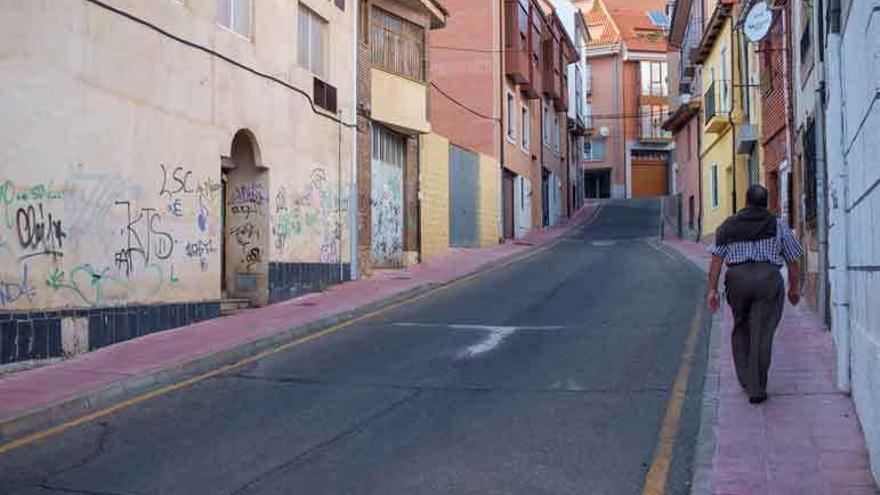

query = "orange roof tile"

[
  {"left": 587, "top": 0, "right": 669, "bottom": 52},
  {"left": 582, "top": 1, "right": 620, "bottom": 45}
]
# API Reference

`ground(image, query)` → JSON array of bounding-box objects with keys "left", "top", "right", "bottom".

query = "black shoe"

[{"left": 748, "top": 395, "right": 767, "bottom": 404}]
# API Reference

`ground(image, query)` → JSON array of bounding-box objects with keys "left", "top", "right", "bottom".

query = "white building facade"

[
  {"left": 824, "top": 0, "right": 880, "bottom": 483},
  {"left": 0, "top": 0, "right": 356, "bottom": 363}
]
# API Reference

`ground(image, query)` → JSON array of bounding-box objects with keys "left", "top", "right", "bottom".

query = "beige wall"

[
  {"left": 0, "top": 0, "right": 354, "bottom": 310},
  {"left": 478, "top": 154, "right": 501, "bottom": 245},
  {"left": 419, "top": 133, "right": 501, "bottom": 260},
  {"left": 371, "top": 68, "right": 431, "bottom": 134},
  {"left": 419, "top": 133, "right": 451, "bottom": 260}
]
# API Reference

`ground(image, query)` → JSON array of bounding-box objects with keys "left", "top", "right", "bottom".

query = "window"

[
  {"left": 521, "top": 106, "right": 530, "bottom": 152},
  {"left": 640, "top": 61, "right": 668, "bottom": 96},
  {"left": 371, "top": 7, "right": 425, "bottom": 80},
  {"left": 217, "top": 0, "right": 251, "bottom": 38},
  {"left": 299, "top": 5, "right": 328, "bottom": 78},
  {"left": 506, "top": 90, "right": 516, "bottom": 143},
  {"left": 720, "top": 46, "right": 729, "bottom": 112},
  {"left": 542, "top": 100, "right": 551, "bottom": 145},
  {"left": 804, "top": 120, "right": 818, "bottom": 224},
  {"left": 710, "top": 164, "right": 719, "bottom": 208},
  {"left": 647, "top": 11, "right": 670, "bottom": 28},
  {"left": 553, "top": 113, "right": 560, "bottom": 153},
  {"left": 584, "top": 138, "right": 605, "bottom": 161},
  {"left": 372, "top": 125, "right": 406, "bottom": 166}
]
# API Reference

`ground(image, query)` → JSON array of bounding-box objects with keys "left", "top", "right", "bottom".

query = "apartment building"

[
  {"left": 355, "top": 0, "right": 447, "bottom": 273},
  {"left": 664, "top": 0, "right": 705, "bottom": 240},
  {"left": 0, "top": 0, "right": 357, "bottom": 362},
  {"left": 579, "top": 0, "right": 673, "bottom": 200}
]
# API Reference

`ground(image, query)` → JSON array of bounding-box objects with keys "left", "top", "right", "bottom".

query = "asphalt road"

[{"left": 0, "top": 199, "right": 710, "bottom": 495}]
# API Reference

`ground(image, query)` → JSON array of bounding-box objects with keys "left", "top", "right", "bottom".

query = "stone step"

[{"left": 220, "top": 298, "right": 252, "bottom": 316}]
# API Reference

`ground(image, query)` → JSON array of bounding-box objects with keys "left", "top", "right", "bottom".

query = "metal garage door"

[
  {"left": 371, "top": 125, "right": 405, "bottom": 266},
  {"left": 632, "top": 161, "right": 669, "bottom": 198},
  {"left": 449, "top": 145, "right": 479, "bottom": 247}
]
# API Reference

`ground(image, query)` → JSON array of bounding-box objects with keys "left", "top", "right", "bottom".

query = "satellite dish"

[
  {"left": 744, "top": 1, "right": 773, "bottom": 42},
  {"left": 599, "top": 125, "right": 610, "bottom": 136}
]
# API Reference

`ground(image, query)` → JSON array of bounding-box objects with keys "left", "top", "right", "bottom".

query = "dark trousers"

[{"left": 724, "top": 262, "right": 785, "bottom": 398}]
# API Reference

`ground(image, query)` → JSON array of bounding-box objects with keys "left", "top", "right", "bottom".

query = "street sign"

[{"left": 744, "top": 1, "right": 773, "bottom": 42}]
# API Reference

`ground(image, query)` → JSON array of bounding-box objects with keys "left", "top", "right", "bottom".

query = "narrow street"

[{"left": 0, "top": 200, "right": 710, "bottom": 495}]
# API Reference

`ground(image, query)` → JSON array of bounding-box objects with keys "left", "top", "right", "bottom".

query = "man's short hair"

[{"left": 746, "top": 185, "right": 769, "bottom": 209}]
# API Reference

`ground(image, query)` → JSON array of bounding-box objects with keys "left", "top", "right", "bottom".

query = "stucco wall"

[
  {"left": 826, "top": 0, "right": 880, "bottom": 482},
  {"left": 371, "top": 68, "right": 430, "bottom": 134},
  {"left": 0, "top": 0, "right": 353, "bottom": 312}
]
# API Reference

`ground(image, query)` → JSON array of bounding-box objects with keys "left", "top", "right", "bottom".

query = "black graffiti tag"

[
  {"left": 16, "top": 203, "right": 66, "bottom": 260},
  {"left": 245, "top": 247, "right": 261, "bottom": 270},
  {"left": 114, "top": 201, "right": 174, "bottom": 277},
  {"left": 158, "top": 164, "right": 194, "bottom": 199}
]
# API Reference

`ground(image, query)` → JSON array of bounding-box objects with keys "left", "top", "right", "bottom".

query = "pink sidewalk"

[
  {"left": 0, "top": 204, "right": 599, "bottom": 437},
  {"left": 665, "top": 237, "right": 879, "bottom": 495}
]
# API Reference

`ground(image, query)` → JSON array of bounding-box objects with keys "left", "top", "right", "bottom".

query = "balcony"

[
  {"left": 556, "top": 73, "right": 569, "bottom": 112},
  {"left": 504, "top": 0, "right": 530, "bottom": 85},
  {"left": 639, "top": 107, "right": 672, "bottom": 142},
  {"left": 584, "top": 66, "right": 592, "bottom": 94},
  {"left": 522, "top": 2, "right": 544, "bottom": 99},
  {"left": 703, "top": 80, "right": 730, "bottom": 133},
  {"left": 542, "top": 37, "right": 562, "bottom": 100}
]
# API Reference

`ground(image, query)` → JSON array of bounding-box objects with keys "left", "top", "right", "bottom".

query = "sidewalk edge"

[
  {"left": 0, "top": 205, "right": 598, "bottom": 443},
  {"left": 656, "top": 240, "right": 720, "bottom": 495}
]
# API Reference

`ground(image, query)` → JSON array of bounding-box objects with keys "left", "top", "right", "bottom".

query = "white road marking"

[{"left": 393, "top": 323, "right": 563, "bottom": 358}]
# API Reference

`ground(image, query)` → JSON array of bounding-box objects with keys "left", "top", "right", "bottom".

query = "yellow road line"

[
  {"left": 641, "top": 306, "right": 705, "bottom": 495},
  {"left": 0, "top": 205, "right": 604, "bottom": 455}
]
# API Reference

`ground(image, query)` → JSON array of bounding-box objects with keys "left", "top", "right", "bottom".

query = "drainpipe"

[
  {"left": 729, "top": 16, "right": 738, "bottom": 214},
  {"left": 775, "top": 0, "right": 795, "bottom": 225},
  {"left": 349, "top": 0, "right": 359, "bottom": 280},
  {"left": 499, "top": 0, "right": 506, "bottom": 235}
]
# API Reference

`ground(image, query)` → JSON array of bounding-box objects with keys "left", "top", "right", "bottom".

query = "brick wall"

[
  {"left": 759, "top": 0, "right": 792, "bottom": 213},
  {"left": 356, "top": 40, "right": 373, "bottom": 276}
]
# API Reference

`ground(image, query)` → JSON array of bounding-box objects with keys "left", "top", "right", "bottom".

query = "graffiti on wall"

[
  {"left": 273, "top": 168, "right": 347, "bottom": 263},
  {"left": 227, "top": 180, "right": 267, "bottom": 274},
  {"left": 0, "top": 163, "right": 221, "bottom": 310},
  {"left": 370, "top": 162, "right": 403, "bottom": 265}
]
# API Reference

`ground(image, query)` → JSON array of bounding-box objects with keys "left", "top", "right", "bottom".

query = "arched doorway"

[{"left": 222, "top": 130, "right": 269, "bottom": 306}]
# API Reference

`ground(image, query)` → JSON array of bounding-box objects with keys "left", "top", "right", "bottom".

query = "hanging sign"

[{"left": 744, "top": 1, "right": 773, "bottom": 42}]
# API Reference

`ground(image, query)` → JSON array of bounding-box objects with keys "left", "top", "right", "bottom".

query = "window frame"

[
  {"left": 506, "top": 89, "right": 517, "bottom": 144},
  {"left": 217, "top": 0, "right": 252, "bottom": 40},
  {"left": 710, "top": 163, "right": 720, "bottom": 209},
  {"left": 521, "top": 104, "right": 530, "bottom": 152},
  {"left": 298, "top": 4, "right": 329, "bottom": 79}
]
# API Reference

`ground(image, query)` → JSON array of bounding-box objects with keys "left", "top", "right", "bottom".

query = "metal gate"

[
  {"left": 371, "top": 125, "right": 405, "bottom": 266},
  {"left": 449, "top": 145, "right": 479, "bottom": 247}
]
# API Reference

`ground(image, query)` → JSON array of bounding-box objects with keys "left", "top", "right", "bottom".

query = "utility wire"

[
  {"left": 82, "top": 0, "right": 356, "bottom": 128},
  {"left": 430, "top": 82, "right": 500, "bottom": 121},
  {"left": 82, "top": 0, "right": 672, "bottom": 128}
]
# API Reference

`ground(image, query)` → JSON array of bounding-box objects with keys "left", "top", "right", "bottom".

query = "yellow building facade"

[{"left": 698, "top": 5, "right": 765, "bottom": 238}]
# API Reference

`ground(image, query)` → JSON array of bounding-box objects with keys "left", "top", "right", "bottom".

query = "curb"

[
  {"left": 655, "top": 240, "right": 721, "bottom": 495},
  {"left": 0, "top": 205, "right": 600, "bottom": 444}
]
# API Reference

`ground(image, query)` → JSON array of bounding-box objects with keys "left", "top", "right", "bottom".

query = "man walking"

[{"left": 706, "top": 185, "right": 804, "bottom": 404}]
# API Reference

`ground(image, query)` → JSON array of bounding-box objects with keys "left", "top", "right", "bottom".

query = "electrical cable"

[
  {"left": 81, "top": 0, "right": 673, "bottom": 129},
  {"left": 430, "top": 82, "right": 500, "bottom": 121},
  {"left": 82, "top": 0, "right": 356, "bottom": 128}
]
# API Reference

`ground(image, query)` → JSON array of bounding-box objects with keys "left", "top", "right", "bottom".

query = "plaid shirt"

[{"left": 709, "top": 219, "right": 804, "bottom": 267}]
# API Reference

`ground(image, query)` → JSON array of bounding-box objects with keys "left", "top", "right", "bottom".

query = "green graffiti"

[
  {"left": 1, "top": 180, "right": 64, "bottom": 228},
  {"left": 45, "top": 263, "right": 166, "bottom": 305}
]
